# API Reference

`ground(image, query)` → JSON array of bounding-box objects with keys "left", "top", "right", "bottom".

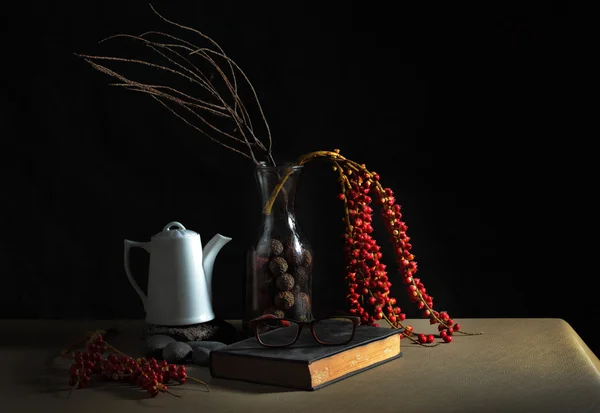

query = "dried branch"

[
  {"left": 75, "top": 4, "right": 275, "bottom": 165},
  {"left": 148, "top": 4, "right": 243, "bottom": 127},
  {"left": 80, "top": 57, "right": 253, "bottom": 153},
  {"left": 131, "top": 31, "right": 266, "bottom": 153}
]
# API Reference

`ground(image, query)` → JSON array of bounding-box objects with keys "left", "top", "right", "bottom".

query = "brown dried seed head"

[
  {"left": 263, "top": 307, "right": 285, "bottom": 319},
  {"left": 269, "top": 256, "right": 288, "bottom": 277},
  {"left": 290, "top": 266, "right": 309, "bottom": 287},
  {"left": 302, "top": 250, "right": 313, "bottom": 267},
  {"left": 284, "top": 240, "right": 303, "bottom": 267},
  {"left": 268, "top": 239, "right": 284, "bottom": 257},
  {"left": 275, "top": 273, "right": 295, "bottom": 291},
  {"left": 275, "top": 291, "right": 295, "bottom": 310}
]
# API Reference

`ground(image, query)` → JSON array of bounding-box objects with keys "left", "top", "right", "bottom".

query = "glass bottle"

[{"left": 243, "top": 162, "right": 314, "bottom": 335}]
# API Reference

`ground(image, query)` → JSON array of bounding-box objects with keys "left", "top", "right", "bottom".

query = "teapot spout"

[{"left": 203, "top": 234, "right": 232, "bottom": 302}]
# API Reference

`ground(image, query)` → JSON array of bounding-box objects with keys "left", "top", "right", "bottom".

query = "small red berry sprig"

[
  {"left": 62, "top": 330, "right": 208, "bottom": 398},
  {"left": 263, "top": 150, "right": 482, "bottom": 345}
]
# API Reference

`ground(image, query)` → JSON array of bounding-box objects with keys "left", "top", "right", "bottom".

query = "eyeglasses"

[{"left": 249, "top": 314, "right": 361, "bottom": 348}]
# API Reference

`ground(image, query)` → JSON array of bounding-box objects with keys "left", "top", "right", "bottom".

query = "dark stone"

[
  {"left": 143, "top": 334, "right": 176, "bottom": 358},
  {"left": 189, "top": 341, "right": 227, "bottom": 366},
  {"left": 162, "top": 341, "right": 193, "bottom": 363},
  {"left": 192, "top": 347, "right": 211, "bottom": 366},
  {"left": 143, "top": 318, "right": 237, "bottom": 344},
  {"left": 187, "top": 340, "right": 227, "bottom": 351}
]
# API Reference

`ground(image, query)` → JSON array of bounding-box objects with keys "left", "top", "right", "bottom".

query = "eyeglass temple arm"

[{"left": 249, "top": 314, "right": 279, "bottom": 329}]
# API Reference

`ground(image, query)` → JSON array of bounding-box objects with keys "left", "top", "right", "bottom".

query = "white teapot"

[{"left": 124, "top": 221, "right": 231, "bottom": 326}]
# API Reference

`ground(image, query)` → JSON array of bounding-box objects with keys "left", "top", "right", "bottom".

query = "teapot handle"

[{"left": 124, "top": 240, "right": 150, "bottom": 311}]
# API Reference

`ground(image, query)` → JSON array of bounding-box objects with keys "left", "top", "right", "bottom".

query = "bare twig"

[
  {"left": 81, "top": 58, "right": 253, "bottom": 150},
  {"left": 148, "top": 4, "right": 242, "bottom": 125},
  {"left": 152, "top": 95, "right": 255, "bottom": 161},
  {"left": 75, "top": 4, "right": 275, "bottom": 165},
  {"left": 189, "top": 47, "right": 272, "bottom": 155}
]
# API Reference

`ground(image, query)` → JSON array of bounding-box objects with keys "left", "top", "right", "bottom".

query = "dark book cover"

[{"left": 209, "top": 322, "right": 403, "bottom": 390}]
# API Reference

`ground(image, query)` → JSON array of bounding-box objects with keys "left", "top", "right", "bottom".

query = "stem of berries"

[
  {"left": 63, "top": 330, "right": 209, "bottom": 398},
  {"left": 264, "top": 149, "right": 483, "bottom": 345}
]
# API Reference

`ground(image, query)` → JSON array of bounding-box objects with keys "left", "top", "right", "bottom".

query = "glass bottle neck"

[{"left": 255, "top": 163, "right": 302, "bottom": 224}]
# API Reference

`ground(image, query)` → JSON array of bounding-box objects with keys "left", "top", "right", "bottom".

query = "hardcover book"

[{"left": 209, "top": 321, "right": 403, "bottom": 390}]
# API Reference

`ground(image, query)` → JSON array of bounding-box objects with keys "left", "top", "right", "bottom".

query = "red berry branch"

[
  {"left": 61, "top": 330, "right": 208, "bottom": 398},
  {"left": 263, "top": 150, "right": 483, "bottom": 346}
]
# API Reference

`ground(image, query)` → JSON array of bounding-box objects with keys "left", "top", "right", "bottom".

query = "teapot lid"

[{"left": 153, "top": 221, "right": 198, "bottom": 239}]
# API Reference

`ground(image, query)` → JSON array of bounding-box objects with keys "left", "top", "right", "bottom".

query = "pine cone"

[{"left": 269, "top": 256, "right": 288, "bottom": 277}]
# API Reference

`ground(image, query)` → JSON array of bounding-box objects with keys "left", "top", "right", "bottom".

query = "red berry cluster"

[
  {"left": 329, "top": 151, "right": 467, "bottom": 345},
  {"left": 67, "top": 333, "right": 193, "bottom": 397},
  {"left": 337, "top": 167, "right": 404, "bottom": 329}
]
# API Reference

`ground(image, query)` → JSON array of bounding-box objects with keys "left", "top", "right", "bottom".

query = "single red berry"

[
  {"left": 443, "top": 335, "right": 453, "bottom": 343},
  {"left": 427, "top": 335, "right": 435, "bottom": 343},
  {"left": 418, "top": 334, "right": 427, "bottom": 343},
  {"left": 440, "top": 330, "right": 448, "bottom": 338},
  {"left": 338, "top": 193, "right": 345, "bottom": 200},
  {"left": 454, "top": 323, "right": 461, "bottom": 331}
]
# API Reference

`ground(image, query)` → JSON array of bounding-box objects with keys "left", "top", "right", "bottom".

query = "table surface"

[{"left": 0, "top": 318, "right": 598, "bottom": 413}]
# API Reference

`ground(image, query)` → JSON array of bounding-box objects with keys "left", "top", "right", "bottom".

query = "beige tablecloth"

[{"left": 0, "top": 318, "right": 598, "bottom": 413}]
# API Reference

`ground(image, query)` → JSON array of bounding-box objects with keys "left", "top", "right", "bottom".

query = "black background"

[{"left": 2, "top": 2, "right": 596, "bottom": 355}]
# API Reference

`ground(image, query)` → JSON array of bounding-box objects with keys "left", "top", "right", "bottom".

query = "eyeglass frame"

[{"left": 249, "top": 314, "right": 361, "bottom": 348}]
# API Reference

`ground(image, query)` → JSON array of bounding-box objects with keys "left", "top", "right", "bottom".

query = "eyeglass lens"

[{"left": 256, "top": 317, "right": 355, "bottom": 346}]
